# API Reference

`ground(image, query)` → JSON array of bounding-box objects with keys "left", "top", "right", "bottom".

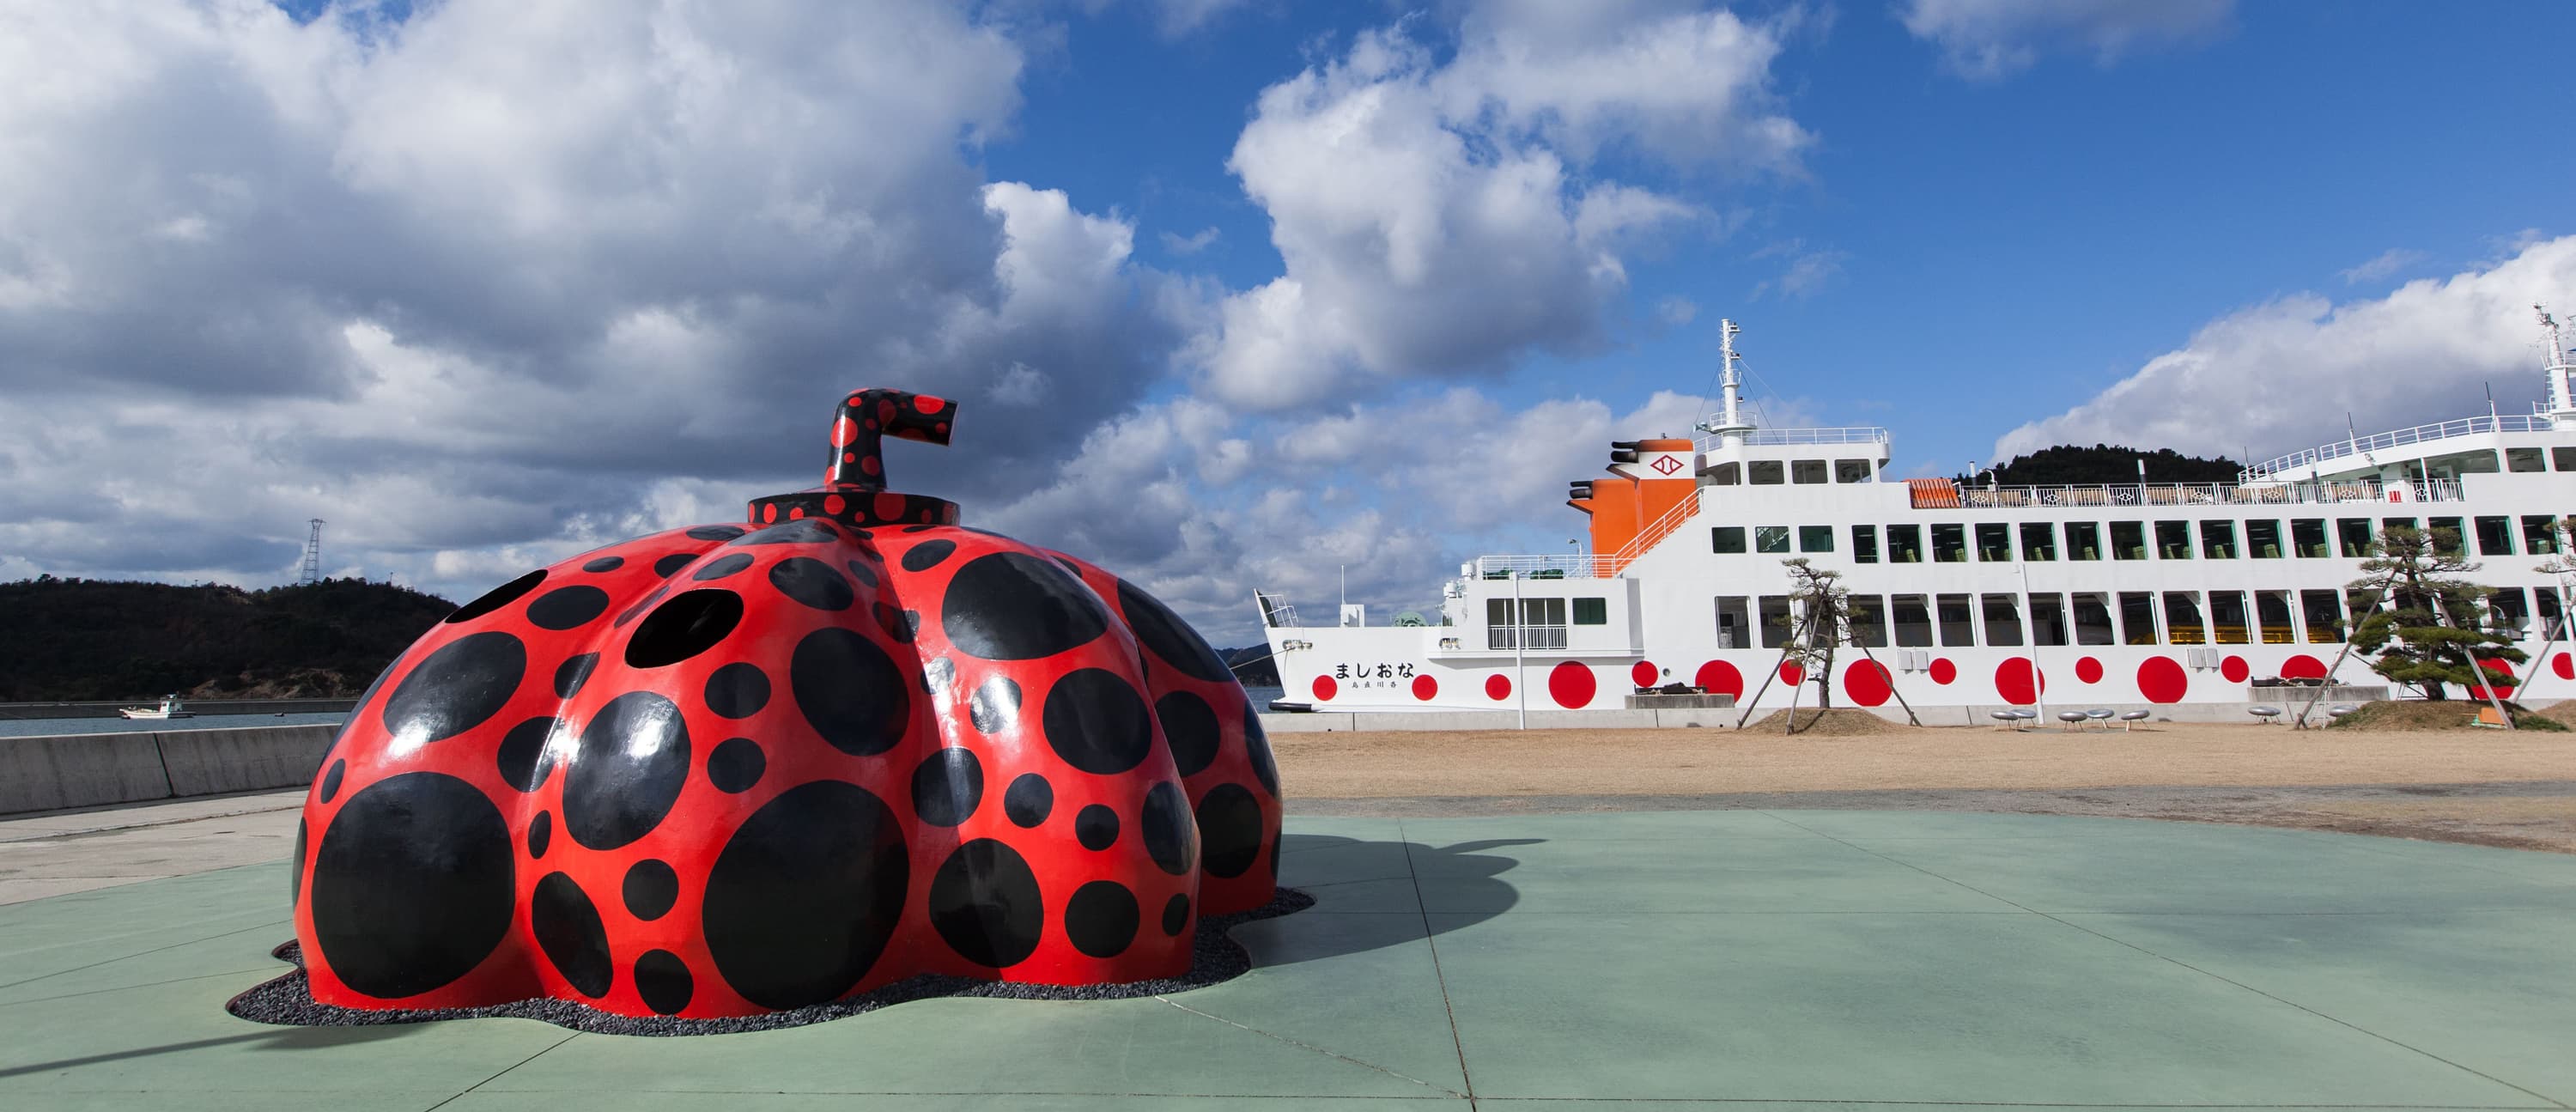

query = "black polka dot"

[
  {"left": 582, "top": 556, "right": 625, "bottom": 573},
  {"left": 690, "top": 553, "right": 753, "bottom": 581},
  {"left": 769, "top": 556, "right": 854, "bottom": 611},
  {"left": 901, "top": 524, "right": 937, "bottom": 533},
  {"left": 308, "top": 772, "right": 514, "bottom": 999},
  {"left": 733, "top": 519, "right": 841, "bottom": 545},
  {"left": 532, "top": 872, "right": 613, "bottom": 999},
  {"left": 1157, "top": 691, "right": 1220, "bottom": 777},
  {"left": 969, "top": 676, "right": 1020, "bottom": 734},
  {"left": 614, "top": 586, "right": 668, "bottom": 628},
  {"left": 939, "top": 552, "right": 1111, "bottom": 660},
  {"left": 526, "top": 586, "right": 611, "bottom": 630},
  {"left": 1042, "top": 668, "right": 1153, "bottom": 775},
  {"left": 553, "top": 653, "right": 598, "bottom": 699},
  {"left": 845, "top": 560, "right": 880, "bottom": 589},
  {"left": 562, "top": 691, "right": 691, "bottom": 852},
  {"left": 1075, "top": 804, "right": 1119, "bottom": 850},
  {"left": 653, "top": 553, "right": 697, "bottom": 577},
  {"left": 922, "top": 655, "right": 955, "bottom": 694},
  {"left": 686, "top": 525, "right": 746, "bottom": 542},
  {"left": 528, "top": 811, "right": 552, "bottom": 858},
  {"left": 1161, "top": 893, "right": 1189, "bottom": 936},
  {"left": 1115, "top": 580, "right": 1234, "bottom": 683},
  {"left": 1141, "top": 781, "right": 1194, "bottom": 876},
  {"left": 707, "top": 737, "right": 765, "bottom": 793},
  {"left": 623, "top": 859, "right": 679, "bottom": 921},
  {"left": 1195, "top": 783, "right": 1266, "bottom": 878},
  {"left": 1244, "top": 704, "right": 1279, "bottom": 799},
  {"left": 380, "top": 631, "right": 526, "bottom": 744},
  {"left": 495, "top": 717, "right": 556, "bottom": 792},
  {"left": 445, "top": 569, "right": 545, "bottom": 625},
  {"left": 634, "top": 950, "right": 693, "bottom": 1016},
  {"left": 790, "top": 627, "right": 911, "bottom": 757},
  {"left": 702, "top": 780, "right": 909, "bottom": 1010},
  {"left": 1064, "top": 881, "right": 1139, "bottom": 958},
  {"left": 928, "top": 839, "right": 1042, "bottom": 969},
  {"left": 1003, "top": 773, "right": 1053, "bottom": 827},
  {"left": 290, "top": 817, "right": 306, "bottom": 908},
  {"left": 872, "top": 604, "right": 920, "bottom": 644},
  {"left": 702, "top": 662, "right": 770, "bottom": 719},
  {"left": 318, "top": 759, "right": 345, "bottom": 803},
  {"left": 900, "top": 539, "right": 957, "bottom": 572},
  {"left": 624, "top": 589, "right": 744, "bottom": 669},
  {"left": 909, "top": 748, "right": 982, "bottom": 827}
]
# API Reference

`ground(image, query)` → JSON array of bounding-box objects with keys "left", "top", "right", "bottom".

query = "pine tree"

[
  {"left": 2348, "top": 526, "right": 2523, "bottom": 701},
  {"left": 1780, "top": 558, "right": 1849, "bottom": 714}
]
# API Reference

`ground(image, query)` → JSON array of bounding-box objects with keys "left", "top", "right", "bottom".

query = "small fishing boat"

[{"left": 117, "top": 695, "right": 196, "bottom": 720}]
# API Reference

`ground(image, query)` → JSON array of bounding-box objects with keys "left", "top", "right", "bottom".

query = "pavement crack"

[
  {"left": 422, "top": 1029, "right": 580, "bottom": 1109},
  {"left": 1399, "top": 817, "right": 1479, "bottom": 1110},
  {"left": 1152, "top": 994, "right": 1464, "bottom": 1097}
]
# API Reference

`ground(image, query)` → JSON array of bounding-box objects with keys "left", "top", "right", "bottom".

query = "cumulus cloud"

[
  {"left": 1995, "top": 234, "right": 2576, "bottom": 464},
  {"left": 1187, "top": 3, "right": 1804, "bottom": 410},
  {"left": 1899, "top": 0, "right": 2233, "bottom": 79},
  {"left": 1749, "top": 240, "right": 1848, "bottom": 300},
  {"left": 2341, "top": 248, "right": 2428, "bottom": 285},
  {"left": 0, "top": 0, "right": 1175, "bottom": 600},
  {"left": 1159, "top": 226, "right": 1221, "bottom": 255}
]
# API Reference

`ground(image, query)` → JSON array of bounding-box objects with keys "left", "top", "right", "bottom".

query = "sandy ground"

[{"left": 1274, "top": 720, "right": 2576, "bottom": 853}]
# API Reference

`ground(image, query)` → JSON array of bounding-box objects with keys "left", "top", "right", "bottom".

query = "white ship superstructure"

[{"left": 1258, "top": 314, "right": 2576, "bottom": 719}]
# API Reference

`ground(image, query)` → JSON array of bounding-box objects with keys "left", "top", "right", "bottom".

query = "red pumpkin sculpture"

[{"left": 289, "top": 389, "right": 1281, "bottom": 1018}]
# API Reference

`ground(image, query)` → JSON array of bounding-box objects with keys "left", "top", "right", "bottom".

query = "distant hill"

[
  {"left": 0, "top": 576, "right": 457, "bottom": 702},
  {"left": 1222, "top": 646, "right": 1279, "bottom": 687},
  {"left": 1961, "top": 444, "right": 2243, "bottom": 487}
]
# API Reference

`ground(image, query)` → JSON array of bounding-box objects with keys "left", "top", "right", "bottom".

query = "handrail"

[
  {"left": 1607, "top": 488, "right": 1704, "bottom": 573},
  {"left": 1697, "top": 426, "right": 1890, "bottom": 453},
  {"left": 1946, "top": 478, "right": 2460, "bottom": 508},
  {"left": 2243, "top": 415, "right": 2555, "bottom": 480}
]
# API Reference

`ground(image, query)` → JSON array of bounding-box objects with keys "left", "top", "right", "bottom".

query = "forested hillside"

[{"left": 0, "top": 576, "right": 456, "bottom": 701}]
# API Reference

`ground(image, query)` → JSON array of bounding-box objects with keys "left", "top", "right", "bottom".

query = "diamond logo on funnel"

[{"left": 1650, "top": 454, "right": 1681, "bottom": 475}]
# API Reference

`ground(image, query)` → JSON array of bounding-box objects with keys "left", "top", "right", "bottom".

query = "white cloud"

[
  {"left": 2341, "top": 248, "right": 2427, "bottom": 285},
  {"left": 1899, "top": 0, "right": 2233, "bottom": 80},
  {"left": 1995, "top": 234, "right": 2576, "bottom": 464},
  {"left": 1159, "top": 226, "right": 1221, "bottom": 254},
  {"left": 1749, "top": 240, "right": 1848, "bottom": 299},
  {"left": 1149, "top": 0, "right": 1255, "bottom": 38},
  {"left": 1187, "top": 5, "right": 1803, "bottom": 410}
]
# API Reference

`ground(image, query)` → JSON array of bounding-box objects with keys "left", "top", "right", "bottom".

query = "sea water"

[{"left": 0, "top": 713, "right": 348, "bottom": 738}]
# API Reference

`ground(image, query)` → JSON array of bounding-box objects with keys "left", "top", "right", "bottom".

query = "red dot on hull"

[
  {"left": 1485, "top": 673, "right": 1512, "bottom": 700},
  {"left": 1412, "top": 674, "right": 1438, "bottom": 701},
  {"left": 1844, "top": 660, "right": 1893, "bottom": 707},
  {"left": 1693, "top": 660, "right": 1743, "bottom": 698},
  {"left": 1929, "top": 659, "right": 1956, "bottom": 684},
  {"left": 1547, "top": 662, "right": 1595, "bottom": 708},
  {"left": 2220, "top": 655, "right": 2250, "bottom": 684},
  {"left": 2137, "top": 656, "right": 2187, "bottom": 703},
  {"left": 2075, "top": 656, "right": 2104, "bottom": 684},
  {"left": 1995, "top": 659, "right": 2045, "bottom": 705},
  {"left": 1312, "top": 676, "right": 1337, "bottom": 702},
  {"left": 1630, "top": 661, "right": 1657, "bottom": 688}
]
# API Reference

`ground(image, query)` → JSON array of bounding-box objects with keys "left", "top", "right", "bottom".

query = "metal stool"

[
  {"left": 2084, "top": 708, "right": 2114, "bottom": 730},
  {"left": 2249, "top": 704, "right": 2283, "bottom": 724},
  {"left": 2118, "top": 709, "right": 2152, "bottom": 731},
  {"left": 2057, "top": 710, "right": 2089, "bottom": 730}
]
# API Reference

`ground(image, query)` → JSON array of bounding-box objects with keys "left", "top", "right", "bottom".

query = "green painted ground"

[{"left": 2, "top": 811, "right": 2571, "bottom": 1109}]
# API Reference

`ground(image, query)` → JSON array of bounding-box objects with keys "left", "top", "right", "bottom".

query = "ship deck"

[{"left": 3, "top": 792, "right": 2573, "bottom": 1109}]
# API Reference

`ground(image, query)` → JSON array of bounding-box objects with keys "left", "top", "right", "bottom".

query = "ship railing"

[
  {"left": 1946, "top": 479, "right": 2458, "bottom": 508},
  {"left": 1469, "top": 555, "right": 1615, "bottom": 580},
  {"left": 1698, "top": 426, "right": 1891, "bottom": 452},
  {"left": 2240, "top": 415, "right": 2555, "bottom": 480}
]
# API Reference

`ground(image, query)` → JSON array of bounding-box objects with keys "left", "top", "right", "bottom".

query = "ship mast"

[
  {"left": 1696, "top": 319, "right": 1756, "bottom": 443},
  {"left": 2543, "top": 305, "right": 2576, "bottom": 427}
]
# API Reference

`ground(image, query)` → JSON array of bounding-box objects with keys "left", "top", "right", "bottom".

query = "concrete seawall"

[{"left": 0, "top": 725, "right": 336, "bottom": 814}]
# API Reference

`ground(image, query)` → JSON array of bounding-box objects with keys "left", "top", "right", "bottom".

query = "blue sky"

[{"left": 4, "top": 1, "right": 2574, "bottom": 641}]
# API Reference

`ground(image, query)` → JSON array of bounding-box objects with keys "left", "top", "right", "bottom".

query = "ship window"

[
  {"left": 2118, "top": 592, "right": 2159, "bottom": 645},
  {"left": 1887, "top": 524, "right": 1923, "bottom": 563},
  {"left": 2164, "top": 592, "right": 2208, "bottom": 645},
  {"left": 1708, "top": 462, "right": 1741, "bottom": 485},
  {"left": 1849, "top": 595, "right": 1887, "bottom": 647},
  {"left": 1799, "top": 525, "right": 1834, "bottom": 552},
  {"left": 2066, "top": 521, "right": 2101, "bottom": 560},
  {"left": 2475, "top": 516, "right": 2514, "bottom": 556},
  {"left": 2155, "top": 520, "right": 2191, "bottom": 559},
  {"left": 2200, "top": 520, "right": 2239, "bottom": 559},
  {"left": 2246, "top": 520, "right": 2282, "bottom": 558},
  {"left": 1852, "top": 525, "right": 1879, "bottom": 563},
  {"left": 1835, "top": 459, "right": 1872, "bottom": 483},
  {"left": 2382, "top": 517, "right": 2416, "bottom": 538},
  {"left": 2301, "top": 589, "right": 2344, "bottom": 643},
  {"left": 1485, "top": 599, "right": 1515, "bottom": 650},
  {"left": 1931, "top": 523, "right": 1967, "bottom": 562},
  {"left": 2338, "top": 518, "right": 2373, "bottom": 557},
  {"left": 2557, "top": 447, "right": 2576, "bottom": 471},
  {"left": 1715, "top": 596, "right": 1750, "bottom": 649},
  {"left": 1891, "top": 594, "right": 1934, "bottom": 647},
  {"left": 1791, "top": 459, "right": 1827, "bottom": 484},
  {"left": 1975, "top": 523, "right": 2010, "bottom": 561},
  {"left": 2020, "top": 522, "right": 2056, "bottom": 561},
  {"left": 1936, "top": 593, "right": 1975, "bottom": 647},
  {"left": 2256, "top": 591, "right": 2296, "bottom": 644},
  {"left": 2540, "top": 589, "right": 2565, "bottom": 640},
  {"left": 2072, "top": 592, "right": 2117, "bottom": 646},
  {"left": 2111, "top": 520, "right": 2148, "bottom": 560},
  {"left": 2208, "top": 591, "right": 2250, "bottom": 644},
  {"left": 2030, "top": 593, "right": 2069, "bottom": 647},
  {"left": 2488, "top": 587, "right": 2530, "bottom": 636},
  {"left": 2345, "top": 587, "right": 2384, "bottom": 629},
  {"left": 1749, "top": 460, "right": 1785, "bottom": 485},
  {"left": 1711, "top": 526, "right": 1747, "bottom": 554},
  {"left": 1572, "top": 598, "right": 1607, "bottom": 625},
  {"left": 1759, "top": 595, "right": 1794, "bottom": 649},
  {"left": 2508, "top": 447, "right": 2546, "bottom": 472},
  {"left": 2525, "top": 515, "right": 2563, "bottom": 555},
  {"left": 2292, "top": 518, "right": 2329, "bottom": 557},
  {"left": 2427, "top": 517, "right": 2465, "bottom": 554},
  {"left": 1521, "top": 598, "right": 1567, "bottom": 650},
  {"left": 2444, "top": 451, "right": 2501, "bottom": 475},
  {"left": 1980, "top": 594, "right": 2024, "bottom": 647},
  {"left": 1755, "top": 526, "right": 1791, "bottom": 553}
]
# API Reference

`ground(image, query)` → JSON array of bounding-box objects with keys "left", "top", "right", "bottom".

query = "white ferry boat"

[{"left": 1257, "top": 314, "right": 2576, "bottom": 720}]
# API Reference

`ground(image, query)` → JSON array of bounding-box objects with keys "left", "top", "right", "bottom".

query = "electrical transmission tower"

[{"left": 300, "top": 519, "right": 325, "bottom": 586}]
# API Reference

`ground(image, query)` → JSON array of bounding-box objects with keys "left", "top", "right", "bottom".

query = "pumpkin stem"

[{"left": 828, "top": 389, "right": 957, "bottom": 489}]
